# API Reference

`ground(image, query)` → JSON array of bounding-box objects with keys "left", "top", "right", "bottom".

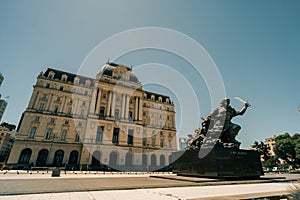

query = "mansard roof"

[
  {"left": 41, "top": 65, "right": 172, "bottom": 103},
  {"left": 144, "top": 91, "right": 170, "bottom": 103},
  {"left": 43, "top": 68, "right": 93, "bottom": 86}
]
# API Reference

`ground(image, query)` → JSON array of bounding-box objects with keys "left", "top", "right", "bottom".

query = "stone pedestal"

[{"left": 172, "top": 146, "right": 263, "bottom": 179}]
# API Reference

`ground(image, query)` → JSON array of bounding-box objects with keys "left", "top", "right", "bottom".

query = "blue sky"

[{"left": 0, "top": 0, "right": 300, "bottom": 149}]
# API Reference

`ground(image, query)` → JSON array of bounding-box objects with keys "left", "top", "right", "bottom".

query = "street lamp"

[{"left": 46, "top": 133, "right": 57, "bottom": 167}]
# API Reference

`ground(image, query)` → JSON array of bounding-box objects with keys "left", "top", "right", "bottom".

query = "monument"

[{"left": 172, "top": 98, "right": 263, "bottom": 179}]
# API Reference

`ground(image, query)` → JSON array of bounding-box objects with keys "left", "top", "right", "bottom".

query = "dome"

[{"left": 97, "top": 62, "right": 139, "bottom": 83}]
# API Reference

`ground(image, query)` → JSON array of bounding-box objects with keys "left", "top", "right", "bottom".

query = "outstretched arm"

[{"left": 236, "top": 102, "right": 250, "bottom": 116}]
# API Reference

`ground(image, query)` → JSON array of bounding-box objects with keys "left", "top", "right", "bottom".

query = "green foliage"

[
  {"left": 275, "top": 133, "right": 300, "bottom": 167},
  {"left": 262, "top": 157, "right": 278, "bottom": 168},
  {"left": 252, "top": 141, "right": 271, "bottom": 160}
]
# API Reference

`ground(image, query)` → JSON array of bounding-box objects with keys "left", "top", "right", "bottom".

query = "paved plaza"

[{"left": 0, "top": 170, "right": 299, "bottom": 199}]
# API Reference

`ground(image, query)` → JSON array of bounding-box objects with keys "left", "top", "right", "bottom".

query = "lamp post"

[{"left": 46, "top": 133, "right": 57, "bottom": 167}]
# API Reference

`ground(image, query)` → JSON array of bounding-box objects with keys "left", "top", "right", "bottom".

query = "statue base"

[{"left": 172, "top": 146, "right": 263, "bottom": 179}]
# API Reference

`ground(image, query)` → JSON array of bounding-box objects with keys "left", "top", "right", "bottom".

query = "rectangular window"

[
  {"left": 38, "top": 103, "right": 45, "bottom": 111},
  {"left": 61, "top": 130, "right": 67, "bottom": 141},
  {"left": 75, "top": 132, "right": 80, "bottom": 142},
  {"left": 96, "top": 126, "right": 104, "bottom": 143},
  {"left": 128, "top": 111, "right": 133, "bottom": 122},
  {"left": 99, "top": 107, "right": 105, "bottom": 118},
  {"left": 67, "top": 107, "right": 72, "bottom": 115},
  {"left": 80, "top": 109, "right": 84, "bottom": 117},
  {"left": 45, "top": 128, "right": 52, "bottom": 140},
  {"left": 50, "top": 118, "right": 55, "bottom": 123},
  {"left": 34, "top": 116, "right": 40, "bottom": 121},
  {"left": 160, "top": 139, "right": 164, "bottom": 148},
  {"left": 152, "top": 138, "right": 156, "bottom": 147},
  {"left": 127, "top": 129, "right": 134, "bottom": 145},
  {"left": 54, "top": 105, "right": 59, "bottom": 113},
  {"left": 142, "top": 138, "right": 147, "bottom": 147},
  {"left": 114, "top": 109, "right": 120, "bottom": 121},
  {"left": 169, "top": 139, "right": 172, "bottom": 148},
  {"left": 29, "top": 127, "right": 37, "bottom": 139},
  {"left": 112, "top": 128, "right": 119, "bottom": 144}
]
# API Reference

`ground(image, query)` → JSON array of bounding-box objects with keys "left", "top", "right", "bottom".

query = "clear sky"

[{"left": 0, "top": 0, "right": 300, "bottom": 149}]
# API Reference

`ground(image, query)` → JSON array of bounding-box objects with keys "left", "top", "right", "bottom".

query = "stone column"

[
  {"left": 28, "top": 90, "right": 38, "bottom": 109},
  {"left": 89, "top": 88, "right": 97, "bottom": 114},
  {"left": 121, "top": 94, "right": 126, "bottom": 119},
  {"left": 138, "top": 98, "right": 143, "bottom": 122},
  {"left": 74, "top": 98, "right": 80, "bottom": 115},
  {"left": 106, "top": 91, "right": 112, "bottom": 117},
  {"left": 95, "top": 89, "right": 102, "bottom": 115},
  {"left": 111, "top": 92, "right": 116, "bottom": 117},
  {"left": 125, "top": 95, "right": 130, "bottom": 119},
  {"left": 45, "top": 94, "right": 53, "bottom": 111},
  {"left": 62, "top": 97, "right": 69, "bottom": 113},
  {"left": 134, "top": 97, "right": 138, "bottom": 121},
  {"left": 59, "top": 97, "right": 66, "bottom": 113}
]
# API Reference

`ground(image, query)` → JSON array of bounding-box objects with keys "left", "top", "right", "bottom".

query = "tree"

[
  {"left": 292, "top": 133, "right": 300, "bottom": 166},
  {"left": 262, "top": 157, "right": 278, "bottom": 168},
  {"left": 252, "top": 141, "right": 271, "bottom": 161},
  {"left": 275, "top": 133, "right": 296, "bottom": 167}
]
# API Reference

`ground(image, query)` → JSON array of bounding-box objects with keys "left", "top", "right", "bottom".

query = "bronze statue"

[{"left": 187, "top": 98, "right": 250, "bottom": 149}]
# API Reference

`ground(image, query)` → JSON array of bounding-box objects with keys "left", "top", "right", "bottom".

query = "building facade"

[
  {"left": 0, "top": 125, "right": 15, "bottom": 164},
  {"left": 0, "top": 99, "right": 7, "bottom": 122},
  {"left": 0, "top": 73, "right": 3, "bottom": 87},
  {"left": 7, "top": 63, "right": 177, "bottom": 171}
]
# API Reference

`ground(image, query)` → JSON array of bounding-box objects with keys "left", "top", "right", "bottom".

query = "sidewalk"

[
  {"left": 0, "top": 183, "right": 292, "bottom": 200},
  {"left": 0, "top": 170, "right": 298, "bottom": 199}
]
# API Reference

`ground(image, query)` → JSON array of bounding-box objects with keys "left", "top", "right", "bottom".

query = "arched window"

[
  {"left": 92, "top": 151, "right": 101, "bottom": 166},
  {"left": 18, "top": 148, "right": 32, "bottom": 164},
  {"left": 151, "top": 154, "right": 156, "bottom": 167},
  {"left": 142, "top": 154, "right": 147, "bottom": 167},
  {"left": 36, "top": 149, "right": 48, "bottom": 167},
  {"left": 125, "top": 152, "right": 133, "bottom": 167},
  {"left": 53, "top": 150, "right": 64, "bottom": 167},
  {"left": 29, "top": 127, "right": 37, "bottom": 139},
  {"left": 109, "top": 151, "right": 118, "bottom": 168},
  {"left": 160, "top": 155, "right": 165, "bottom": 167},
  {"left": 68, "top": 150, "right": 79, "bottom": 165}
]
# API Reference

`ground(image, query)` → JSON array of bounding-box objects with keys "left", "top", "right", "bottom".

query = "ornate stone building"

[{"left": 7, "top": 63, "right": 177, "bottom": 171}]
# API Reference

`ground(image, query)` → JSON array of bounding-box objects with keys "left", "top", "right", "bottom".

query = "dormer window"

[
  {"left": 85, "top": 79, "right": 91, "bottom": 87},
  {"left": 74, "top": 77, "right": 80, "bottom": 85},
  {"left": 48, "top": 71, "right": 55, "bottom": 79},
  {"left": 61, "top": 74, "right": 68, "bottom": 82},
  {"left": 166, "top": 98, "right": 170, "bottom": 104},
  {"left": 158, "top": 96, "right": 162, "bottom": 102},
  {"left": 151, "top": 95, "right": 155, "bottom": 101}
]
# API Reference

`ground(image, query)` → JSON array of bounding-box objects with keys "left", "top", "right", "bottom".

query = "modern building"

[
  {"left": 7, "top": 62, "right": 177, "bottom": 171},
  {"left": 0, "top": 98, "right": 7, "bottom": 122},
  {"left": 0, "top": 73, "right": 3, "bottom": 87},
  {"left": 0, "top": 125, "right": 15, "bottom": 163},
  {"left": 178, "top": 138, "right": 188, "bottom": 151}
]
